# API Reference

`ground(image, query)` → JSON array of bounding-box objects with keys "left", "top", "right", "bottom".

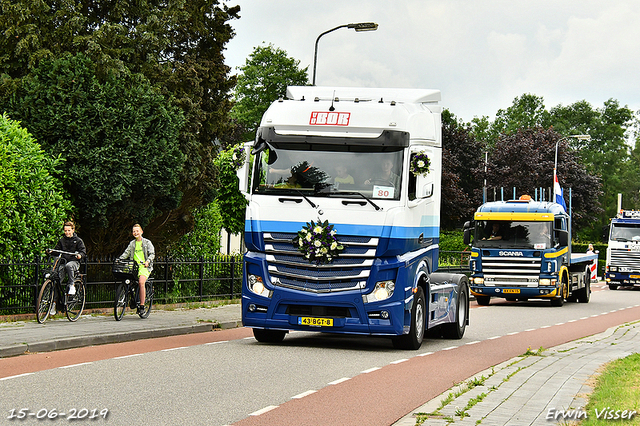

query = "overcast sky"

[{"left": 223, "top": 0, "right": 640, "bottom": 125}]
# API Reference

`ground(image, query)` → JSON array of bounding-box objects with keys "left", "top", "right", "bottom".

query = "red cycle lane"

[{"left": 231, "top": 305, "right": 640, "bottom": 426}]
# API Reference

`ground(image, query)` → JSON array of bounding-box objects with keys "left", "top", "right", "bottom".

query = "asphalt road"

[{"left": 2, "top": 283, "right": 639, "bottom": 426}]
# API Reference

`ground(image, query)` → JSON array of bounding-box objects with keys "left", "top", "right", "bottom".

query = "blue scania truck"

[
  {"left": 464, "top": 197, "right": 597, "bottom": 306},
  {"left": 235, "top": 86, "right": 469, "bottom": 349}
]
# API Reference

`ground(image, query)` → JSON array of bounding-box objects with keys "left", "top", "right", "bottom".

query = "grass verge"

[{"left": 581, "top": 352, "right": 640, "bottom": 425}]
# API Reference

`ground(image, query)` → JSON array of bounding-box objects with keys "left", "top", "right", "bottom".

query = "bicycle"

[
  {"left": 36, "top": 249, "right": 87, "bottom": 323},
  {"left": 112, "top": 259, "right": 153, "bottom": 321}
]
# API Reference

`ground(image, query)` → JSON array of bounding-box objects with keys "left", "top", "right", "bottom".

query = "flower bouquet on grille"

[
  {"left": 293, "top": 219, "right": 344, "bottom": 264},
  {"left": 409, "top": 152, "right": 431, "bottom": 176}
]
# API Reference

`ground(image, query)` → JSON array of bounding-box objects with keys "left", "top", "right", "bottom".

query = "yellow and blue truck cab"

[{"left": 464, "top": 198, "right": 596, "bottom": 306}]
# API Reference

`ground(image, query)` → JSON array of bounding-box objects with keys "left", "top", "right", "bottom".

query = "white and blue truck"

[
  {"left": 236, "top": 86, "right": 469, "bottom": 349},
  {"left": 464, "top": 197, "right": 597, "bottom": 306},
  {"left": 605, "top": 210, "right": 640, "bottom": 290}
]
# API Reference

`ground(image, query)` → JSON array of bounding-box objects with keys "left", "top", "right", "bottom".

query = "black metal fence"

[
  {"left": 0, "top": 251, "right": 471, "bottom": 315},
  {"left": 0, "top": 254, "right": 243, "bottom": 315}
]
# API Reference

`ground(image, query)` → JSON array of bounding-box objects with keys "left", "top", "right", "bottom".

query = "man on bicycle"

[
  {"left": 119, "top": 224, "right": 155, "bottom": 315},
  {"left": 49, "top": 221, "right": 86, "bottom": 313}
]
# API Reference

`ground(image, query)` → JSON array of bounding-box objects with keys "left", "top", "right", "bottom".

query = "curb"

[{"left": 0, "top": 320, "right": 243, "bottom": 358}]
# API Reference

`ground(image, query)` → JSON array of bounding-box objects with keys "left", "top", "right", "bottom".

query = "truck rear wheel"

[
  {"left": 442, "top": 282, "right": 468, "bottom": 339},
  {"left": 392, "top": 287, "right": 425, "bottom": 350},
  {"left": 253, "top": 328, "right": 287, "bottom": 343},
  {"left": 575, "top": 268, "right": 591, "bottom": 303}
]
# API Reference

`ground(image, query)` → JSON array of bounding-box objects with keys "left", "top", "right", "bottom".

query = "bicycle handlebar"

[{"left": 46, "top": 249, "right": 81, "bottom": 256}]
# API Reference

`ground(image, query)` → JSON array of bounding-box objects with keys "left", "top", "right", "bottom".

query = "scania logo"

[{"left": 499, "top": 251, "right": 524, "bottom": 257}]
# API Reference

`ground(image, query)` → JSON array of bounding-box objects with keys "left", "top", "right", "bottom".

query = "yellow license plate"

[
  {"left": 631, "top": 275, "right": 640, "bottom": 279},
  {"left": 503, "top": 289, "right": 520, "bottom": 294},
  {"left": 298, "top": 317, "right": 333, "bottom": 327}
]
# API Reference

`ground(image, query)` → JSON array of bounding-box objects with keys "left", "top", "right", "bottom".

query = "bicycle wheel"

[
  {"left": 66, "top": 279, "right": 86, "bottom": 322},
  {"left": 114, "top": 283, "right": 127, "bottom": 321},
  {"left": 138, "top": 279, "right": 153, "bottom": 319},
  {"left": 36, "top": 279, "right": 55, "bottom": 324}
]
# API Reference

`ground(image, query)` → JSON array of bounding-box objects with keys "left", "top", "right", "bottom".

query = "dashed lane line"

[{"left": 291, "top": 390, "right": 316, "bottom": 399}]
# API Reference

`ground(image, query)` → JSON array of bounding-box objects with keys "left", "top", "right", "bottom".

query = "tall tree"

[
  {"left": 487, "top": 94, "right": 551, "bottom": 146},
  {"left": 0, "top": 0, "right": 241, "bottom": 254},
  {"left": 549, "top": 99, "right": 636, "bottom": 220},
  {"left": 441, "top": 110, "right": 485, "bottom": 229},
  {"left": 231, "top": 44, "right": 309, "bottom": 141},
  {"left": 485, "top": 127, "right": 602, "bottom": 232},
  {"left": 3, "top": 53, "right": 185, "bottom": 254}
]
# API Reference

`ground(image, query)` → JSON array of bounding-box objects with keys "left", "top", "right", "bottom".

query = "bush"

[
  {"left": 440, "top": 230, "right": 468, "bottom": 252},
  {"left": 0, "top": 113, "right": 72, "bottom": 261}
]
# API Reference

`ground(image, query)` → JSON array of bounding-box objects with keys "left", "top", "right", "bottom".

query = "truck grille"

[
  {"left": 482, "top": 256, "right": 541, "bottom": 287},
  {"left": 264, "top": 232, "right": 378, "bottom": 293},
  {"left": 609, "top": 248, "right": 640, "bottom": 271}
]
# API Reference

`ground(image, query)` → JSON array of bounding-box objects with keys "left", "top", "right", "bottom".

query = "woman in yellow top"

[{"left": 119, "top": 224, "right": 155, "bottom": 315}]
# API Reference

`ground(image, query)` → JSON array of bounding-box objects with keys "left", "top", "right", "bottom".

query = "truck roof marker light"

[
  {"left": 354, "top": 98, "right": 360, "bottom": 103},
  {"left": 379, "top": 98, "right": 384, "bottom": 103},
  {"left": 314, "top": 97, "right": 320, "bottom": 102},
  {"left": 390, "top": 101, "right": 396, "bottom": 106}
]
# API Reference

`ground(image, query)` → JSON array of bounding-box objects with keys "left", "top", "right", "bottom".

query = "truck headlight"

[
  {"left": 539, "top": 278, "right": 551, "bottom": 286},
  {"left": 247, "top": 274, "right": 272, "bottom": 298},
  {"left": 609, "top": 266, "right": 617, "bottom": 272},
  {"left": 363, "top": 280, "right": 395, "bottom": 303},
  {"left": 473, "top": 277, "right": 484, "bottom": 285}
]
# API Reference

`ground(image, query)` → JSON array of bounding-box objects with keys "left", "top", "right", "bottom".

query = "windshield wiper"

[
  {"left": 335, "top": 191, "right": 381, "bottom": 211},
  {"left": 292, "top": 189, "right": 317, "bottom": 208}
]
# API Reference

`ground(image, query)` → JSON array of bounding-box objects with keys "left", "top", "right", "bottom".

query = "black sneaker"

[{"left": 137, "top": 305, "right": 145, "bottom": 315}]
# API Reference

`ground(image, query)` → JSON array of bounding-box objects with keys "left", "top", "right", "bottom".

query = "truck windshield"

[
  {"left": 252, "top": 147, "right": 404, "bottom": 200},
  {"left": 474, "top": 220, "right": 553, "bottom": 249},
  {"left": 610, "top": 223, "right": 640, "bottom": 242}
]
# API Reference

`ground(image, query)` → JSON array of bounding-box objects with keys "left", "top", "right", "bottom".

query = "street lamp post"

[
  {"left": 554, "top": 134, "right": 591, "bottom": 185},
  {"left": 312, "top": 22, "right": 378, "bottom": 86}
]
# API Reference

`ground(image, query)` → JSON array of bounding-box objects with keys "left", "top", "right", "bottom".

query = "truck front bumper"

[
  {"left": 470, "top": 286, "right": 558, "bottom": 299},
  {"left": 605, "top": 272, "right": 640, "bottom": 286},
  {"left": 242, "top": 291, "right": 406, "bottom": 337}
]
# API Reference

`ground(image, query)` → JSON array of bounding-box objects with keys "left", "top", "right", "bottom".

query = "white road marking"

[
  {"left": 292, "top": 390, "right": 316, "bottom": 399},
  {"left": 250, "top": 406, "right": 278, "bottom": 416},
  {"left": 328, "top": 377, "right": 350, "bottom": 385},
  {"left": 113, "top": 353, "right": 144, "bottom": 360},
  {"left": 161, "top": 346, "right": 188, "bottom": 352},
  {"left": 0, "top": 373, "right": 34, "bottom": 381},
  {"left": 59, "top": 362, "right": 93, "bottom": 369}
]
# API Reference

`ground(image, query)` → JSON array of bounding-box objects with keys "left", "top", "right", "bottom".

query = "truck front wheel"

[
  {"left": 392, "top": 287, "right": 425, "bottom": 350},
  {"left": 476, "top": 295, "right": 491, "bottom": 306},
  {"left": 253, "top": 328, "right": 287, "bottom": 343},
  {"left": 551, "top": 279, "right": 568, "bottom": 307}
]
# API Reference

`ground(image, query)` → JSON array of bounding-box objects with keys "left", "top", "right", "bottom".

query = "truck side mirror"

[
  {"left": 236, "top": 141, "right": 253, "bottom": 196},
  {"left": 463, "top": 221, "right": 473, "bottom": 245},
  {"left": 558, "top": 230, "right": 569, "bottom": 247}
]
